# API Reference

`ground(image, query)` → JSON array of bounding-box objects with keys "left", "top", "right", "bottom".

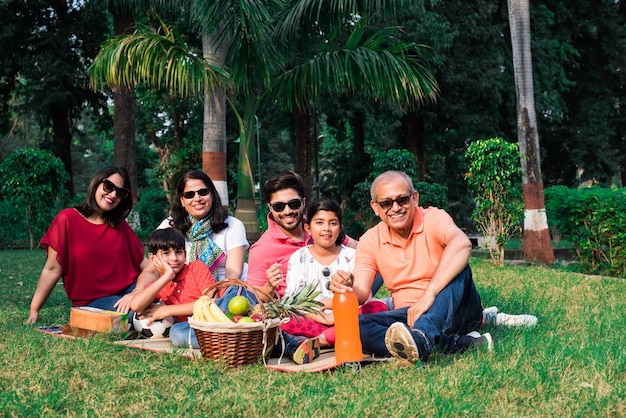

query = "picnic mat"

[{"left": 35, "top": 325, "right": 388, "bottom": 372}]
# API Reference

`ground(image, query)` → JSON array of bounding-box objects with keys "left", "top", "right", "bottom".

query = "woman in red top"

[{"left": 26, "top": 166, "right": 147, "bottom": 324}]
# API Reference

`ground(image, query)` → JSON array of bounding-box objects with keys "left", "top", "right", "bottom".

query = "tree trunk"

[
  {"left": 508, "top": 0, "right": 555, "bottom": 264},
  {"left": 112, "top": 11, "right": 137, "bottom": 199},
  {"left": 294, "top": 110, "right": 312, "bottom": 197},
  {"left": 202, "top": 34, "right": 229, "bottom": 207},
  {"left": 403, "top": 110, "right": 426, "bottom": 182},
  {"left": 50, "top": 104, "right": 73, "bottom": 195},
  {"left": 235, "top": 102, "right": 260, "bottom": 243}
]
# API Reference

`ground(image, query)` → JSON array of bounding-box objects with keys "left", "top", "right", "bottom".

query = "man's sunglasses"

[
  {"left": 375, "top": 194, "right": 412, "bottom": 211},
  {"left": 101, "top": 178, "right": 130, "bottom": 199},
  {"left": 181, "top": 188, "right": 211, "bottom": 200},
  {"left": 268, "top": 198, "right": 303, "bottom": 212}
]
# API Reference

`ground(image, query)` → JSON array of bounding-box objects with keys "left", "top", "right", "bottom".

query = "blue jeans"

[
  {"left": 170, "top": 321, "right": 199, "bottom": 348},
  {"left": 87, "top": 282, "right": 136, "bottom": 312},
  {"left": 359, "top": 265, "right": 483, "bottom": 357}
]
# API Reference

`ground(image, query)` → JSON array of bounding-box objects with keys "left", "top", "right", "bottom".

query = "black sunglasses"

[
  {"left": 268, "top": 198, "right": 303, "bottom": 212},
  {"left": 375, "top": 194, "right": 412, "bottom": 211},
  {"left": 101, "top": 178, "right": 130, "bottom": 199},
  {"left": 181, "top": 188, "right": 211, "bottom": 200}
]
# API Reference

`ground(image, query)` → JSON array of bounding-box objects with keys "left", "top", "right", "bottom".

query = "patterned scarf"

[{"left": 187, "top": 214, "right": 225, "bottom": 280}]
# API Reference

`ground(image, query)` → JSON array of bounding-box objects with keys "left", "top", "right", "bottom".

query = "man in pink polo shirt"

[
  {"left": 247, "top": 171, "right": 310, "bottom": 301},
  {"left": 331, "top": 170, "right": 492, "bottom": 364}
]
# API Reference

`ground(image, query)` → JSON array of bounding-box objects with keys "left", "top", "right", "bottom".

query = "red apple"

[
  {"left": 251, "top": 314, "right": 263, "bottom": 322},
  {"left": 231, "top": 315, "right": 244, "bottom": 323}
]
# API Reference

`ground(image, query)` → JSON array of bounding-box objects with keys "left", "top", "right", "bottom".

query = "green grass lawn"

[{"left": 1, "top": 250, "right": 624, "bottom": 417}]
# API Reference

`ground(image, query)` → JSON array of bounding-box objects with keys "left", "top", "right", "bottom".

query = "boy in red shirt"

[{"left": 131, "top": 228, "right": 215, "bottom": 346}]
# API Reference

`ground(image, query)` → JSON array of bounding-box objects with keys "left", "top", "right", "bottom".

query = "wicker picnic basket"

[{"left": 188, "top": 278, "right": 283, "bottom": 367}]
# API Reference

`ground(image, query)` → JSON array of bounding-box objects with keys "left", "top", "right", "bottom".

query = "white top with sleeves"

[
  {"left": 157, "top": 216, "right": 249, "bottom": 282},
  {"left": 284, "top": 245, "right": 355, "bottom": 300}
]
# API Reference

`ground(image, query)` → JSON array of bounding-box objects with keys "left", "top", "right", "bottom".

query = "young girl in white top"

[{"left": 282, "top": 199, "right": 386, "bottom": 353}]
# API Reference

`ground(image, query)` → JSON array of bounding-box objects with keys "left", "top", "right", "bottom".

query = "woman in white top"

[{"left": 135, "top": 170, "right": 249, "bottom": 348}]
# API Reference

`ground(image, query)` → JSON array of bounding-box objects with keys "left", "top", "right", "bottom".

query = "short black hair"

[
  {"left": 262, "top": 171, "right": 305, "bottom": 204},
  {"left": 146, "top": 228, "right": 186, "bottom": 254}
]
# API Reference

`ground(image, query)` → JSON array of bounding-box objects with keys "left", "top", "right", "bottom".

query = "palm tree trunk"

[
  {"left": 294, "top": 110, "right": 312, "bottom": 197},
  {"left": 508, "top": 0, "right": 555, "bottom": 264},
  {"left": 112, "top": 10, "right": 137, "bottom": 199},
  {"left": 202, "top": 34, "right": 229, "bottom": 207},
  {"left": 235, "top": 101, "right": 261, "bottom": 242}
]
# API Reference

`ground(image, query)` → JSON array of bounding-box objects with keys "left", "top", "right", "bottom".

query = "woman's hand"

[{"left": 25, "top": 311, "right": 39, "bottom": 325}]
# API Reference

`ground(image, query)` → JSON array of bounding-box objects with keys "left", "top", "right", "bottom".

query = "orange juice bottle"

[{"left": 332, "top": 290, "right": 363, "bottom": 363}]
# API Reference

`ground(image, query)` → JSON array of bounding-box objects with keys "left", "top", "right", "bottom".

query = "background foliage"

[
  {"left": 545, "top": 186, "right": 626, "bottom": 278},
  {"left": 465, "top": 137, "right": 523, "bottom": 265}
]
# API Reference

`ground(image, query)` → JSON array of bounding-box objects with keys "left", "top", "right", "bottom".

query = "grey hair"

[{"left": 370, "top": 171, "right": 415, "bottom": 201}]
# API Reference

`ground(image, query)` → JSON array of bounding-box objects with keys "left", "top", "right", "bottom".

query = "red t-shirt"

[
  {"left": 40, "top": 208, "right": 145, "bottom": 306},
  {"left": 155, "top": 260, "right": 216, "bottom": 322}
]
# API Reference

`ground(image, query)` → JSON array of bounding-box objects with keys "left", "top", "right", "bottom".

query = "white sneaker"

[
  {"left": 483, "top": 306, "right": 499, "bottom": 325},
  {"left": 495, "top": 312, "right": 537, "bottom": 327}
]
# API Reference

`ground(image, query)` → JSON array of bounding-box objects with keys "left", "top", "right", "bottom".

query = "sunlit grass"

[{"left": 1, "top": 250, "right": 624, "bottom": 416}]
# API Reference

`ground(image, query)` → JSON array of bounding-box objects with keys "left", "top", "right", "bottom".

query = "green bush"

[
  {"left": 0, "top": 199, "right": 29, "bottom": 248},
  {"left": 133, "top": 188, "right": 170, "bottom": 240},
  {"left": 465, "top": 137, "right": 523, "bottom": 266},
  {"left": 545, "top": 185, "right": 626, "bottom": 278},
  {"left": 0, "top": 149, "right": 69, "bottom": 249}
]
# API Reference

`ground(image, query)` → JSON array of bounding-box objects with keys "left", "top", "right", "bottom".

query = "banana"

[
  {"left": 208, "top": 300, "right": 233, "bottom": 323},
  {"left": 202, "top": 300, "right": 218, "bottom": 322},
  {"left": 193, "top": 296, "right": 210, "bottom": 321}
]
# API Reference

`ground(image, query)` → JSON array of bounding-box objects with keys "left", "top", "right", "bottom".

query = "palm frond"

[
  {"left": 88, "top": 24, "right": 227, "bottom": 97},
  {"left": 272, "top": 23, "right": 438, "bottom": 112}
]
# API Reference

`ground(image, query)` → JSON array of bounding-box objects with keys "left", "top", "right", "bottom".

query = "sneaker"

[
  {"left": 495, "top": 312, "right": 537, "bottom": 327},
  {"left": 483, "top": 306, "right": 499, "bottom": 325},
  {"left": 384, "top": 322, "right": 430, "bottom": 364},
  {"left": 286, "top": 336, "right": 321, "bottom": 365},
  {"left": 464, "top": 331, "right": 494, "bottom": 352}
]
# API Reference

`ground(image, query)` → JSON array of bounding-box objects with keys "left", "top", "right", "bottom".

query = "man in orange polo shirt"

[{"left": 331, "top": 170, "right": 492, "bottom": 363}]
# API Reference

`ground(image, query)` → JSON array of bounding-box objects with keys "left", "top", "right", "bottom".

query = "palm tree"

[
  {"left": 507, "top": 0, "right": 555, "bottom": 264},
  {"left": 89, "top": 0, "right": 439, "bottom": 242}
]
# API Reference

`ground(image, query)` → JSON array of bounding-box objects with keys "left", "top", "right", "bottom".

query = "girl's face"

[
  {"left": 304, "top": 210, "right": 342, "bottom": 250},
  {"left": 180, "top": 178, "right": 214, "bottom": 220}
]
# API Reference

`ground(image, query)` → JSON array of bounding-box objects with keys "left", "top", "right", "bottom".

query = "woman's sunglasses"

[
  {"left": 181, "top": 188, "right": 211, "bottom": 200},
  {"left": 268, "top": 198, "right": 303, "bottom": 212},
  {"left": 101, "top": 178, "right": 130, "bottom": 199}
]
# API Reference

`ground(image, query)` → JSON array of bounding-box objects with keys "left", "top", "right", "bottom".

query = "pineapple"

[{"left": 250, "top": 282, "right": 323, "bottom": 320}]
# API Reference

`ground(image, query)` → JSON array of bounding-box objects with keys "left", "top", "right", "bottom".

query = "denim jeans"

[
  {"left": 359, "top": 265, "right": 483, "bottom": 357},
  {"left": 87, "top": 282, "right": 136, "bottom": 312},
  {"left": 170, "top": 321, "right": 199, "bottom": 349}
]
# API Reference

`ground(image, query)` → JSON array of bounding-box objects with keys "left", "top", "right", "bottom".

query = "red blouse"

[{"left": 40, "top": 208, "right": 145, "bottom": 306}]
